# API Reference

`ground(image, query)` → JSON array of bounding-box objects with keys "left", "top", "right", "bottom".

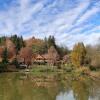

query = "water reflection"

[
  {"left": 56, "top": 91, "right": 74, "bottom": 100},
  {"left": 0, "top": 73, "right": 100, "bottom": 100}
]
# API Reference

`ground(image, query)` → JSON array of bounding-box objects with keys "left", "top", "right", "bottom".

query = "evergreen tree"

[
  {"left": 47, "top": 35, "right": 56, "bottom": 48},
  {"left": 11, "top": 35, "right": 25, "bottom": 54},
  {"left": 12, "top": 58, "right": 19, "bottom": 68},
  {"left": 44, "top": 36, "right": 69, "bottom": 57},
  {"left": 0, "top": 36, "right": 6, "bottom": 45},
  {"left": 2, "top": 48, "right": 9, "bottom": 63},
  {"left": 56, "top": 46, "right": 69, "bottom": 57},
  {"left": 20, "top": 36, "right": 26, "bottom": 47},
  {"left": 16, "top": 38, "right": 21, "bottom": 54}
]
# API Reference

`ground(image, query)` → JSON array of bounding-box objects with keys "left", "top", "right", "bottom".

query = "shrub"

[
  {"left": 12, "top": 58, "right": 19, "bottom": 68},
  {"left": 0, "top": 62, "right": 8, "bottom": 72},
  {"left": 64, "top": 63, "right": 74, "bottom": 72},
  {"left": 89, "top": 65, "right": 96, "bottom": 71}
]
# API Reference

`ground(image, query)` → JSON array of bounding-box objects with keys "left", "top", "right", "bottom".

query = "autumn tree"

[
  {"left": 48, "top": 46, "right": 60, "bottom": 65},
  {"left": 86, "top": 44, "right": 100, "bottom": 69},
  {"left": 19, "top": 47, "right": 33, "bottom": 66},
  {"left": 32, "top": 36, "right": 57, "bottom": 55},
  {"left": 44, "top": 36, "right": 69, "bottom": 57},
  {"left": 6, "top": 38, "right": 16, "bottom": 59},
  {"left": 0, "top": 47, "right": 4, "bottom": 58},
  {"left": 32, "top": 43, "right": 47, "bottom": 54},
  {"left": 71, "top": 42, "right": 86, "bottom": 67}
]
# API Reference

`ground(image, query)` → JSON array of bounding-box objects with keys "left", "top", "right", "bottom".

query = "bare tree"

[
  {"left": 19, "top": 47, "right": 33, "bottom": 67},
  {"left": 48, "top": 46, "right": 60, "bottom": 65}
]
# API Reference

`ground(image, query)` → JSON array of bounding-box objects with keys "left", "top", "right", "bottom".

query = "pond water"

[{"left": 0, "top": 72, "right": 100, "bottom": 100}]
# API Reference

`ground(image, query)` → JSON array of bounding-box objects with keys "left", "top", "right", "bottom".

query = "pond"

[{"left": 0, "top": 72, "right": 100, "bottom": 100}]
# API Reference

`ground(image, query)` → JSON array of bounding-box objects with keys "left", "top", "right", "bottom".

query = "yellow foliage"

[{"left": 71, "top": 42, "right": 86, "bottom": 67}]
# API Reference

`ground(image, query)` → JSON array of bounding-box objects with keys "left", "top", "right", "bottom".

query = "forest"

[{"left": 0, "top": 35, "right": 100, "bottom": 73}]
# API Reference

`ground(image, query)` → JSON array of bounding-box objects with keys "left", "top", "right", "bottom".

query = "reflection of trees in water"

[
  {"left": 0, "top": 73, "right": 22, "bottom": 100},
  {"left": 71, "top": 78, "right": 100, "bottom": 100},
  {"left": 0, "top": 73, "right": 62, "bottom": 100},
  {"left": 0, "top": 73, "right": 100, "bottom": 100},
  {"left": 72, "top": 80, "right": 89, "bottom": 100},
  {"left": 89, "top": 80, "right": 100, "bottom": 100}
]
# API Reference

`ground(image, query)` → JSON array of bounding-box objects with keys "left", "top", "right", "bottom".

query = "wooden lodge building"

[{"left": 34, "top": 54, "right": 45, "bottom": 64}]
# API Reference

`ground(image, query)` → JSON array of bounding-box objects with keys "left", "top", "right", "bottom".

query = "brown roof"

[
  {"left": 42, "top": 54, "right": 49, "bottom": 59},
  {"left": 36, "top": 54, "right": 45, "bottom": 60},
  {"left": 42, "top": 54, "right": 53, "bottom": 60}
]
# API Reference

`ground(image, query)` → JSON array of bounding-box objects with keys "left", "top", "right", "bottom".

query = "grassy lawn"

[
  {"left": 28, "top": 64, "right": 100, "bottom": 80},
  {"left": 30, "top": 65, "right": 64, "bottom": 76}
]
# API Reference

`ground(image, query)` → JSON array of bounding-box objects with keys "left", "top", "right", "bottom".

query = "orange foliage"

[
  {"left": 25, "top": 37, "right": 44, "bottom": 47},
  {"left": 19, "top": 47, "right": 33, "bottom": 65}
]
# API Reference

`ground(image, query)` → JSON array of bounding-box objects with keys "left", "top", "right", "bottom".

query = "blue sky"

[{"left": 0, "top": 0, "right": 100, "bottom": 48}]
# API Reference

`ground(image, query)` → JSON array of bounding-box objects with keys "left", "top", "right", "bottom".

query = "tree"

[
  {"left": 0, "top": 36, "right": 6, "bottom": 46},
  {"left": 44, "top": 36, "right": 70, "bottom": 59},
  {"left": 44, "top": 36, "right": 56, "bottom": 49},
  {"left": 48, "top": 46, "right": 60, "bottom": 65},
  {"left": 32, "top": 43, "right": 47, "bottom": 54},
  {"left": 71, "top": 42, "right": 86, "bottom": 67},
  {"left": 86, "top": 44, "right": 100, "bottom": 69},
  {"left": 20, "top": 36, "right": 25, "bottom": 47},
  {"left": 12, "top": 58, "right": 19, "bottom": 68},
  {"left": 16, "top": 38, "right": 21, "bottom": 54},
  {"left": 19, "top": 47, "right": 33, "bottom": 66},
  {"left": 11, "top": 35, "right": 25, "bottom": 54},
  {"left": 5, "top": 38, "right": 16, "bottom": 59},
  {"left": 2, "top": 48, "right": 9, "bottom": 63},
  {"left": 56, "top": 46, "right": 69, "bottom": 58}
]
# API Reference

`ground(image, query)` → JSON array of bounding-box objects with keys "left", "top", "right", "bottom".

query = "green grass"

[
  {"left": 30, "top": 65, "right": 64, "bottom": 76},
  {"left": 29, "top": 64, "right": 100, "bottom": 80}
]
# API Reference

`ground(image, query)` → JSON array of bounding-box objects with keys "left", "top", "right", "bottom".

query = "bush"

[
  {"left": 89, "top": 65, "right": 96, "bottom": 71},
  {"left": 74, "top": 67, "right": 90, "bottom": 76},
  {"left": 0, "top": 62, "right": 8, "bottom": 72},
  {"left": 64, "top": 63, "right": 74, "bottom": 72},
  {"left": 12, "top": 58, "right": 19, "bottom": 68}
]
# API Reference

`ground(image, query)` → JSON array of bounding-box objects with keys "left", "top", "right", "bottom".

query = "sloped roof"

[
  {"left": 42, "top": 54, "right": 48, "bottom": 59},
  {"left": 36, "top": 54, "right": 45, "bottom": 60}
]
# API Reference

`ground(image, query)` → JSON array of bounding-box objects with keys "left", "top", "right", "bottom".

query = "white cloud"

[
  {"left": 57, "top": 32, "right": 100, "bottom": 49},
  {"left": 31, "top": 0, "right": 91, "bottom": 36},
  {"left": 0, "top": 0, "right": 100, "bottom": 49},
  {"left": 76, "top": 7, "right": 100, "bottom": 24}
]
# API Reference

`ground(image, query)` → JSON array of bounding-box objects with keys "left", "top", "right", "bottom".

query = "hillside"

[{"left": 25, "top": 37, "right": 44, "bottom": 47}]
